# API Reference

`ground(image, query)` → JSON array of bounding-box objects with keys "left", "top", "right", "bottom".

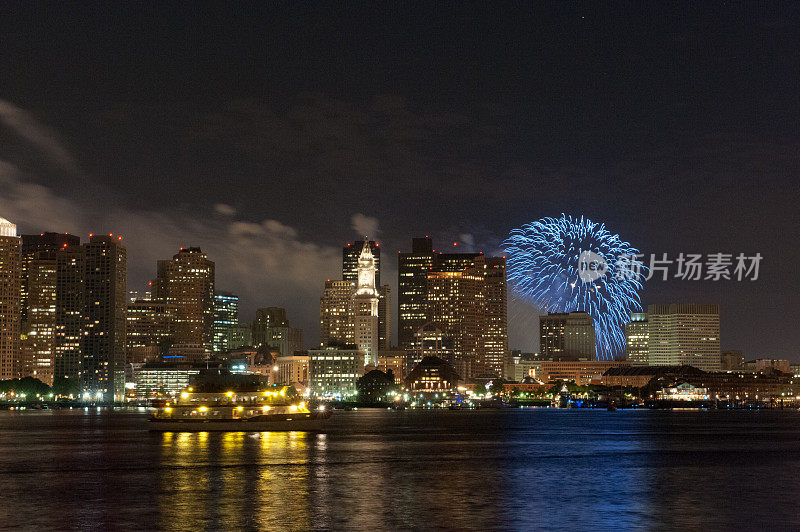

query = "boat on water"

[{"left": 149, "top": 385, "right": 331, "bottom": 432}]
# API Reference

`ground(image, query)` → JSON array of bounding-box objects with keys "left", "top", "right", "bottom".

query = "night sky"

[{"left": 1, "top": 4, "right": 799, "bottom": 358}]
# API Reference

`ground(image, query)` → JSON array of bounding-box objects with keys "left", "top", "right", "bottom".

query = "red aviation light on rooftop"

[
  {"left": 453, "top": 242, "right": 457, "bottom": 246},
  {"left": 88, "top": 233, "right": 93, "bottom": 237}
]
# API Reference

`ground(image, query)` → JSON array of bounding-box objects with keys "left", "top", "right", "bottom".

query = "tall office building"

[
  {"left": 152, "top": 247, "right": 215, "bottom": 359},
  {"left": 647, "top": 304, "right": 720, "bottom": 371},
  {"left": 212, "top": 292, "right": 239, "bottom": 354},
  {"left": 343, "top": 240, "right": 391, "bottom": 349},
  {"left": 82, "top": 235, "right": 127, "bottom": 401},
  {"left": 377, "top": 284, "right": 391, "bottom": 350},
  {"left": 539, "top": 312, "right": 596, "bottom": 361},
  {"left": 398, "top": 238, "right": 435, "bottom": 349},
  {"left": 426, "top": 267, "right": 482, "bottom": 377},
  {"left": 252, "top": 307, "right": 303, "bottom": 355},
  {"left": 479, "top": 257, "right": 509, "bottom": 377},
  {"left": 0, "top": 218, "right": 21, "bottom": 380},
  {"left": 319, "top": 280, "right": 355, "bottom": 347},
  {"left": 353, "top": 241, "right": 380, "bottom": 365},
  {"left": 126, "top": 298, "right": 174, "bottom": 363},
  {"left": 398, "top": 237, "right": 480, "bottom": 349},
  {"left": 624, "top": 313, "right": 649, "bottom": 366},
  {"left": 425, "top": 255, "right": 509, "bottom": 379},
  {"left": 19, "top": 233, "right": 84, "bottom": 383},
  {"left": 20, "top": 252, "right": 56, "bottom": 384}
]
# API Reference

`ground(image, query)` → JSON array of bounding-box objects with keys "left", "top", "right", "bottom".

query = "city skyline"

[
  {"left": 4, "top": 5, "right": 800, "bottom": 531},
  {"left": 2, "top": 4, "right": 799, "bottom": 359}
]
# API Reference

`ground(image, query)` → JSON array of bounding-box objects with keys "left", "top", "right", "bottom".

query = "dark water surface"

[{"left": 1, "top": 408, "right": 799, "bottom": 530}]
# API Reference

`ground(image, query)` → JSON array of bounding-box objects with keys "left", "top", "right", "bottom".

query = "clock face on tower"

[{"left": 359, "top": 268, "right": 372, "bottom": 288}]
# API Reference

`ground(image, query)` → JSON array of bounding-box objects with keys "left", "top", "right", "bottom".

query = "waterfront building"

[
  {"left": 126, "top": 298, "right": 175, "bottom": 364},
  {"left": 539, "top": 360, "right": 630, "bottom": 385},
  {"left": 646, "top": 370, "right": 798, "bottom": 403},
  {"left": 152, "top": 247, "right": 215, "bottom": 359},
  {"left": 275, "top": 354, "right": 309, "bottom": 387},
  {"left": 133, "top": 361, "right": 204, "bottom": 399},
  {"left": 601, "top": 365, "right": 704, "bottom": 388},
  {"left": 19, "top": 232, "right": 83, "bottom": 383},
  {"left": 540, "top": 312, "right": 596, "bottom": 361},
  {"left": 656, "top": 382, "right": 710, "bottom": 401},
  {"left": 308, "top": 346, "right": 365, "bottom": 397},
  {"left": 404, "top": 356, "right": 460, "bottom": 391},
  {"left": 647, "top": 304, "right": 720, "bottom": 371},
  {"left": 746, "top": 358, "right": 791, "bottom": 374},
  {"left": 82, "top": 235, "right": 127, "bottom": 401},
  {"left": 0, "top": 218, "right": 21, "bottom": 380},
  {"left": 624, "top": 313, "right": 649, "bottom": 366}
]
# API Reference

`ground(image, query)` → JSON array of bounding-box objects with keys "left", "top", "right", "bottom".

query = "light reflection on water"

[
  {"left": 158, "top": 430, "right": 319, "bottom": 530},
  {"left": 1, "top": 409, "right": 800, "bottom": 530}
]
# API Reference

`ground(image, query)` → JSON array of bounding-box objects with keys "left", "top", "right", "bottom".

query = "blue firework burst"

[{"left": 503, "top": 214, "right": 646, "bottom": 360}]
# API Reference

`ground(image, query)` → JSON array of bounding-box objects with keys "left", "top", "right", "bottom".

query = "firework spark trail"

[{"left": 503, "top": 214, "right": 646, "bottom": 360}]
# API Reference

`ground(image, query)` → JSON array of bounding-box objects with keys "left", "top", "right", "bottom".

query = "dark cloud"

[{"left": 2, "top": 4, "right": 800, "bottom": 357}]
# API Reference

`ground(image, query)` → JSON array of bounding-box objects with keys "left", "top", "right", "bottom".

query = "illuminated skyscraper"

[
  {"left": 425, "top": 255, "right": 508, "bottom": 379},
  {"left": 343, "top": 240, "right": 391, "bottom": 349},
  {"left": 398, "top": 237, "right": 480, "bottom": 350},
  {"left": 343, "top": 240, "right": 381, "bottom": 285},
  {"left": 478, "top": 256, "right": 509, "bottom": 377},
  {"left": 0, "top": 218, "right": 21, "bottom": 380},
  {"left": 539, "top": 312, "right": 596, "bottom": 361},
  {"left": 212, "top": 292, "right": 239, "bottom": 354},
  {"left": 19, "top": 233, "right": 84, "bottom": 384},
  {"left": 353, "top": 240, "right": 379, "bottom": 365},
  {"left": 426, "top": 268, "right": 482, "bottom": 377},
  {"left": 126, "top": 298, "right": 175, "bottom": 363},
  {"left": 377, "top": 284, "right": 391, "bottom": 350},
  {"left": 624, "top": 313, "right": 649, "bottom": 366},
  {"left": 319, "top": 280, "right": 355, "bottom": 347},
  {"left": 647, "top": 304, "right": 720, "bottom": 371},
  {"left": 152, "top": 247, "right": 215, "bottom": 360},
  {"left": 398, "top": 237, "right": 435, "bottom": 349},
  {"left": 82, "top": 235, "right": 127, "bottom": 401}
]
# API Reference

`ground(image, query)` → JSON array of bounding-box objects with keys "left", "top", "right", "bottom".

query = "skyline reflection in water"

[{"left": 1, "top": 409, "right": 800, "bottom": 529}]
